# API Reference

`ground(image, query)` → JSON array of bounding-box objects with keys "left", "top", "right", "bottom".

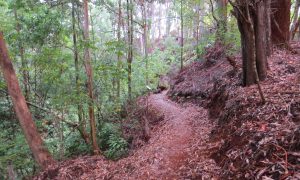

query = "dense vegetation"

[{"left": 0, "top": 0, "right": 298, "bottom": 179}]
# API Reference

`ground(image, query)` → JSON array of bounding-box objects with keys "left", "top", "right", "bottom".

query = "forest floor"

[
  {"left": 36, "top": 43, "right": 300, "bottom": 179},
  {"left": 36, "top": 91, "right": 220, "bottom": 179}
]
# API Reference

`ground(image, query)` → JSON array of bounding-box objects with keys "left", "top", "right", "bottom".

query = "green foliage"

[
  {"left": 99, "top": 123, "right": 128, "bottom": 160},
  {"left": 104, "top": 134, "right": 128, "bottom": 160},
  {"left": 0, "top": 0, "right": 245, "bottom": 178},
  {"left": 20, "top": 6, "right": 63, "bottom": 46},
  {"left": 196, "top": 15, "right": 241, "bottom": 59},
  {"left": 64, "top": 132, "right": 91, "bottom": 157},
  {"left": 0, "top": 0, "right": 13, "bottom": 32},
  {"left": 0, "top": 121, "right": 35, "bottom": 179},
  {"left": 223, "top": 18, "right": 241, "bottom": 55},
  {"left": 196, "top": 32, "right": 215, "bottom": 58}
]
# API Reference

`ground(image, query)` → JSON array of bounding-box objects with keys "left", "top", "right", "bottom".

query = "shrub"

[{"left": 99, "top": 123, "right": 128, "bottom": 160}]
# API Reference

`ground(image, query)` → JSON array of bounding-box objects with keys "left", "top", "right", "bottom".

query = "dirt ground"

[{"left": 36, "top": 91, "right": 220, "bottom": 180}]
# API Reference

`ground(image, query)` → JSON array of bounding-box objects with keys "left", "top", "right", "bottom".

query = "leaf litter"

[{"left": 36, "top": 42, "right": 300, "bottom": 179}]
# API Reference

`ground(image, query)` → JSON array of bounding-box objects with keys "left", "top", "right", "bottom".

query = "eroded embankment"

[{"left": 168, "top": 43, "right": 300, "bottom": 179}]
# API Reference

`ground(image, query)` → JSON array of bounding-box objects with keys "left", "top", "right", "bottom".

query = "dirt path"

[
  {"left": 37, "top": 91, "right": 220, "bottom": 179},
  {"left": 137, "top": 91, "right": 200, "bottom": 177},
  {"left": 106, "top": 91, "right": 220, "bottom": 179}
]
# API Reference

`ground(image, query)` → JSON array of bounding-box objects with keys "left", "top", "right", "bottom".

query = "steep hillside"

[{"left": 169, "top": 43, "right": 300, "bottom": 179}]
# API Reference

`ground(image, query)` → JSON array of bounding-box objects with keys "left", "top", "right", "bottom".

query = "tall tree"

[
  {"left": 83, "top": 0, "right": 100, "bottom": 155},
  {"left": 265, "top": 0, "right": 272, "bottom": 56},
  {"left": 230, "top": 0, "right": 268, "bottom": 86},
  {"left": 193, "top": 2, "right": 200, "bottom": 45},
  {"left": 165, "top": 1, "right": 172, "bottom": 37},
  {"left": 180, "top": 0, "right": 184, "bottom": 70},
  {"left": 254, "top": 0, "right": 268, "bottom": 80},
  {"left": 141, "top": 0, "right": 149, "bottom": 85},
  {"left": 157, "top": 3, "right": 162, "bottom": 39},
  {"left": 0, "top": 32, "right": 55, "bottom": 169},
  {"left": 127, "top": 0, "right": 133, "bottom": 102},
  {"left": 117, "top": 0, "right": 122, "bottom": 102}
]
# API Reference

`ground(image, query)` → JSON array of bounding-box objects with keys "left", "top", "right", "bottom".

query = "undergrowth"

[{"left": 99, "top": 123, "right": 128, "bottom": 160}]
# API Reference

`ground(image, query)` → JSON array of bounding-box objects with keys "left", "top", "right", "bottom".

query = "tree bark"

[
  {"left": 142, "top": 0, "right": 149, "bottom": 85},
  {"left": 265, "top": 0, "right": 272, "bottom": 56},
  {"left": 117, "top": 0, "right": 122, "bottom": 102},
  {"left": 0, "top": 32, "right": 55, "bottom": 169},
  {"left": 166, "top": 1, "right": 171, "bottom": 37},
  {"left": 290, "top": 0, "right": 300, "bottom": 40},
  {"left": 127, "top": 0, "right": 133, "bottom": 102},
  {"left": 83, "top": 0, "right": 100, "bottom": 155},
  {"left": 180, "top": 0, "right": 184, "bottom": 70},
  {"left": 271, "top": 0, "right": 291, "bottom": 45},
  {"left": 193, "top": 4, "right": 200, "bottom": 45},
  {"left": 157, "top": 3, "right": 162, "bottom": 39},
  {"left": 236, "top": 9, "right": 256, "bottom": 86},
  {"left": 254, "top": 0, "right": 267, "bottom": 81},
  {"left": 232, "top": 0, "right": 268, "bottom": 86}
]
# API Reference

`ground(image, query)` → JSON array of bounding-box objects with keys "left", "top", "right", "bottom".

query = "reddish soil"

[{"left": 168, "top": 42, "right": 300, "bottom": 179}]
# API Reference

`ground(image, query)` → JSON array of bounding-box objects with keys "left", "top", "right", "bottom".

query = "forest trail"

[
  {"left": 99, "top": 90, "right": 220, "bottom": 179},
  {"left": 37, "top": 90, "right": 220, "bottom": 179},
  {"left": 105, "top": 90, "right": 220, "bottom": 179},
  {"left": 135, "top": 91, "right": 201, "bottom": 177}
]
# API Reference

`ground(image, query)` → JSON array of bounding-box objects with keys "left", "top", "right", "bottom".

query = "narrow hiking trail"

[
  {"left": 37, "top": 91, "right": 220, "bottom": 179},
  {"left": 136, "top": 91, "right": 221, "bottom": 179}
]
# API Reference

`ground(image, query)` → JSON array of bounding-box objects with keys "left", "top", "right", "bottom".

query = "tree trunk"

[
  {"left": 127, "top": 0, "right": 133, "bottom": 102},
  {"left": 265, "top": 0, "right": 272, "bottom": 56},
  {"left": 0, "top": 32, "right": 55, "bottom": 169},
  {"left": 83, "top": 0, "right": 100, "bottom": 155},
  {"left": 271, "top": 0, "right": 291, "bottom": 45},
  {"left": 193, "top": 4, "right": 200, "bottom": 45},
  {"left": 254, "top": 0, "right": 267, "bottom": 81},
  {"left": 58, "top": 111, "right": 64, "bottom": 160},
  {"left": 290, "top": 0, "right": 300, "bottom": 40},
  {"left": 142, "top": 1, "right": 149, "bottom": 85},
  {"left": 180, "top": 0, "right": 184, "bottom": 70},
  {"left": 166, "top": 1, "right": 171, "bottom": 37},
  {"left": 237, "top": 13, "right": 256, "bottom": 86},
  {"left": 158, "top": 3, "right": 162, "bottom": 39},
  {"left": 117, "top": 0, "right": 122, "bottom": 103},
  {"left": 233, "top": 1, "right": 268, "bottom": 86}
]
